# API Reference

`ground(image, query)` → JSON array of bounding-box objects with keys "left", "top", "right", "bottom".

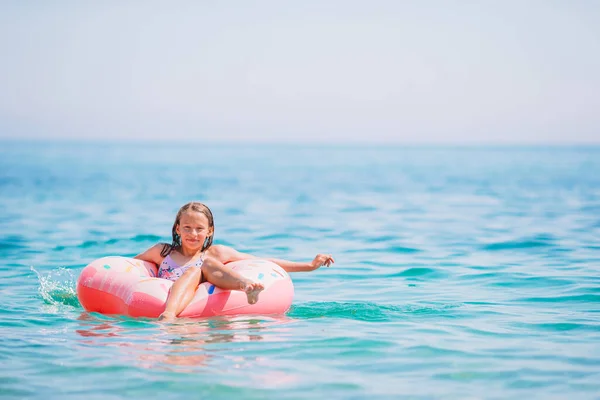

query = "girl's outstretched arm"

[
  {"left": 268, "top": 254, "right": 335, "bottom": 272},
  {"left": 212, "top": 245, "right": 334, "bottom": 272}
]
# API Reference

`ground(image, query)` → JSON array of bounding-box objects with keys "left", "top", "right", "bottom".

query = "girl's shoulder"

[
  {"left": 158, "top": 242, "right": 175, "bottom": 256},
  {"left": 205, "top": 244, "right": 232, "bottom": 261},
  {"left": 206, "top": 245, "right": 255, "bottom": 264},
  {"left": 135, "top": 243, "right": 173, "bottom": 265}
]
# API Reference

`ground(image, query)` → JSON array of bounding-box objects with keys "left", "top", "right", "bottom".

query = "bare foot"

[
  {"left": 158, "top": 311, "right": 176, "bottom": 321},
  {"left": 243, "top": 281, "right": 264, "bottom": 305}
]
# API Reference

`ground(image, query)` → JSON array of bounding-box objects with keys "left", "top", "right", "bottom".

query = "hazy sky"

[{"left": 1, "top": 1, "right": 599, "bottom": 144}]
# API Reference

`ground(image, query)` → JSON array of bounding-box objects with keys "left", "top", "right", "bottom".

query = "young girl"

[{"left": 135, "top": 202, "right": 335, "bottom": 321}]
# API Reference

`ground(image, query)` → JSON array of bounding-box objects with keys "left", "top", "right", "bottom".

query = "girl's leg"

[
  {"left": 201, "top": 257, "right": 264, "bottom": 304},
  {"left": 159, "top": 267, "right": 203, "bottom": 321}
]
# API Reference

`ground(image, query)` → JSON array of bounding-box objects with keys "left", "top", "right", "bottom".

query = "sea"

[{"left": 1, "top": 141, "right": 599, "bottom": 399}]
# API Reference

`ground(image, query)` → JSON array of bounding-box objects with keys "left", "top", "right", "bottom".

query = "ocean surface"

[{"left": 1, "top": 142, "right": 599, "bottom": 399}]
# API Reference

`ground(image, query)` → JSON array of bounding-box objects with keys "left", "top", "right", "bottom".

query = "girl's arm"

[
  {"left": 134, "top": 243, "right": 167, "bottom": 265},
  {"left": 212, "top": 245, "right": 334, "bottom": 272}
]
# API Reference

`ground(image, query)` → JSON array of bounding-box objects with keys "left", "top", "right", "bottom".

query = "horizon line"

[{"left": 2, "top": 137, "right": 600, "bottom": 148}]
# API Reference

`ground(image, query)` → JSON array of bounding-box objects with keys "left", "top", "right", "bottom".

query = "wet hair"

[{"left": 160, "top": 202, "right": 215, "bottom": 257}]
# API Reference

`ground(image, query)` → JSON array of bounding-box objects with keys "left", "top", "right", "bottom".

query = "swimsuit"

[{"left": 157, "top": 252, "right": 205, "bottom": 281}]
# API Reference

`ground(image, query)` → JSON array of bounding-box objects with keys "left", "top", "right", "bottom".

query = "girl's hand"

[{"left": 311, "top": 254, "right": 335, "bottom": 270}]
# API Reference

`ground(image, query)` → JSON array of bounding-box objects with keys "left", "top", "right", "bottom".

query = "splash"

[{"left": 31, "top": 266, "right": 81, "bottom": 308}]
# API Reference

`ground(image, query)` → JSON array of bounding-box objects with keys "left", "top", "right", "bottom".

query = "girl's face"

[{"left": 176, "top": 211, "right": 213, "bottom": 252}]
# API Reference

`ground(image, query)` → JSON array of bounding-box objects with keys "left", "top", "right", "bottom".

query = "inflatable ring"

[{"left": 77, "top": 256, "right": 294, "bottom": 318}]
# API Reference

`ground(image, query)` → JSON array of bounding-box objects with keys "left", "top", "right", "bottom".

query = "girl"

[{"left": 135, "top": 202, "right": 335, "bottom": 321}]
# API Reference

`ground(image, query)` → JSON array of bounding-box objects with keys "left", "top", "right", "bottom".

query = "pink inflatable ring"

[{"left": 77, "top": 256, "right": 294, "bottom": 318}]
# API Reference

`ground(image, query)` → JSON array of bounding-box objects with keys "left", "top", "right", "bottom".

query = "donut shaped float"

[{"left": 76, "top": 256, "right": 294, "bottom": 318}]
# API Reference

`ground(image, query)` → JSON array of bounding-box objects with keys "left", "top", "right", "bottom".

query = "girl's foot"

[{"left": 243, "top": 281, "right": 264, "bottom": 304}]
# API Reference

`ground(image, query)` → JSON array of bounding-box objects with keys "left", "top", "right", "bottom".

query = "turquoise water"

[{"left": 1, "top": 142, "right": 599, "bottom": 399}]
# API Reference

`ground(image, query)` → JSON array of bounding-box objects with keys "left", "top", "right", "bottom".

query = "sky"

[{"left": 0, "top": 1, "right": 599, "bottom": 144}]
